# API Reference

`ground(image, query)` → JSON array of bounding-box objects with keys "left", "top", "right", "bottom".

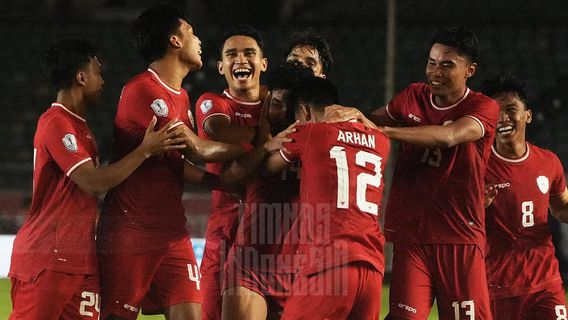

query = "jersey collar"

[
  {"left": 148, "top": 68, "right": 181, "bottom": 95},
  {"left": 52, "top": 103, "right": 86, "bottom": 123},
  {"left": 491, "top": 143, "right": 530, "bottom": 163},
  {"left": 429, "top": 88, "right": 471, "bottom": 111},
  {"left": 222, "top": 90, "right": 261, "bottom": 105}
]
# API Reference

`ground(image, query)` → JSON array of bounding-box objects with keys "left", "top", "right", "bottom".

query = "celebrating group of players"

[{"left": 7, "top": 3, "right": 568, "bottom": 320}]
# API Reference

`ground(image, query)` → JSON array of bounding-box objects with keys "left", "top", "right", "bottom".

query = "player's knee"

[
  {"left": 102, "top": 314, "right": 128, "bottom": 320},
  {"left": 384, "top": 314, "right": 407, "bottom": 320}
]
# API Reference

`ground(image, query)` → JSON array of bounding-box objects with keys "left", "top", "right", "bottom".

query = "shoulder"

[
  {"left": 529, "top": 142, "right": 560, "bottom": 161},
  {"left": 467, "top": 90, "right": 499, "bottom": 109}
]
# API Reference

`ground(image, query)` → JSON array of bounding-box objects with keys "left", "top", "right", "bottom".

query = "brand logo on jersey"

[
  {"left": 123, "top": 304, "right": 139, "bottom": 313},
  {"left": 150, "top": 99, "right": 168, "bottom": 117},
  {"left": 537, "top": 176, "right": 549, "bottom": 194},
  {"left": 408, "top": 113, "right": 421, "bottom": 122},
  {"left": 200, "top": 99, "right": 213, "bottom": 114},
  {"left": 495, "top": 182, "right": 511, "bottom": 189},
  {"left": 235, "top": 112, "right": 252, "bottom": 118},
  {"left": 62, "top": 134, "right": 78, "bottom": 152}
]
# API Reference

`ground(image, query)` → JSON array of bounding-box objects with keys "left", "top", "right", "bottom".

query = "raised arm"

[
  {"left": 379, "top": 116, "right": 483, "bottom": 148},
  {"left": 70, "top": 117, "right": 186, "bottom": 196}
]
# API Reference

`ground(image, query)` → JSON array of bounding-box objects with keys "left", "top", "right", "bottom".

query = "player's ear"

[
  {"left": 260, "top": 57, "right": 268, "bottom": 72},
  {"left": 217, "top": 60, "right": 224, "bottom": 75},
  {"left": 466, "top": 63, "right": 477, "bottom": 78},
  {"left": 526, "top": 108, "right": 532, "bottom": 124},
  {"left": 170, "top": 34, "right": 182, "bottom": 49},
  {"left": 76, "top": 71, "right": 87, "bottom": 87}
]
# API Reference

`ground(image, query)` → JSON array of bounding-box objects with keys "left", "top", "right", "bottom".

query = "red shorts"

[
  {"left": 201, "top": 204, "right": 240, "bottom": 320},
  {"left": 98, "top": 235, "right": 202, "bottom": 319},
  {"left": 224, "top": 259, "right": 295, "bottom": 316},
  {"left": 491, "top": 282, "right": 567, "bottom": 320},
  {"left": 281, "top": 262, "right": 383, "bottom": 320},
  {"left": 10, "top": 270, "right": 100, "bottom": 320},
  {"left": 388, "top": 243, "right": 491, "bottom": 320}
]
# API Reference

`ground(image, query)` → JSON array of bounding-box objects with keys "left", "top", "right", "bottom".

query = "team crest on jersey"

[
  {"left": 537, "top": 176, "right": 549, "bottom": 194},
  {"left": 150, "top": 99, "right": 168, "bottom": 117},
  {"left": 200, "top": 99, "right": 213, "bottom": 114},
  {"left": 62, "top": 134, "right": 78, "bottom": 152}
]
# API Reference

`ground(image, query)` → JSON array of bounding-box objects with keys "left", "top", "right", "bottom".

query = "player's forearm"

[
  {"left": 380, "top": 125, "right": 457, "bottom": 148},
  {"left": 189, "top": 139, "right": 246, "bottom": 163},
  {"left": 206, "top": 123, "right": 256, "bottom": 144},
  {"left": 368, "top": 107, "right": 399, "bottom": 127},
  {"left": 75, "top": 148, "right": 148, "bottom": 196},
  {"left": 551, "top": 190, "right": 568, "bottom": 223},
  {"left": 553, "top": 208, "right": 568, "bottom": 224},
  {"left": 220, "top": 146, "right": 269, "bottom": 185}
]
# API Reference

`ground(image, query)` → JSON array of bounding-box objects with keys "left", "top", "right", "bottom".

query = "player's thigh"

[
  {"left": 222, "top": 286, "right": 267, "bottom": 320},
  {"left": 490, "top": 296, "right": 522, "bottom": 320},
  {"left": 10, "top": 270, "right": 95, "bottom": 320},
  {"left": 388, "top": 243, "right": 434, "bottom": 320},
  {"left": 349, "top": 262, "right": 383, "bottom": 319},
  {"left": 434, "top": 245, "right": 491, "bottom": 320},
  {"left": 62, "top": 274, "right": 101, "bottom": 320},
  {"left": 148, "top": 238, "right": 203, "bottom": 309},
  {"left": 164, "top": 302, "right": 201, "bottom": 320},
  {"left": 525, "top": 283, "right": 568, "bottom": 320},
  {"left": 281, "top": 264, "right": 358, "bottom": 320}
]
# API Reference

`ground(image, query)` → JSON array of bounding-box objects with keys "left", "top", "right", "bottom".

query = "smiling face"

[
  {"left": 176, "top": 19, "right": 202, "bottom": 70},
  {"left": 218, "top": 35, "right": 267, "bottom": 97},
  {"left": 494, "top": 91, "right": 532, "bottom": 147},
  {"left": 426, "top": 43, "right": 476, "bottom": 106}
]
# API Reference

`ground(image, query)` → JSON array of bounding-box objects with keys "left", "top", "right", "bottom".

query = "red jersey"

[
  {"left": 101, "top": 69, "right": 194, "bottom": 241},
  {"left": 485, "top": 143, "right": 566, "bottom": 298},
  {"left": 10, "top": 103, "right": 99, "bottom": 282},
  {"left": 195, "top": 90, "right": 261, "bottom": 205},
  {"left": 280, "top": 121, "right": 390, "bottom": 275},
  {"left": 384, "top": 83, "right": 499, "bottom": 248},
  {"left": 231, "top": 163, "right": 301, "bottom": 273}
]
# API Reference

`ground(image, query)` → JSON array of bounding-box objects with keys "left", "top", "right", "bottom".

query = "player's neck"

[
  {"left": 495, "top": 139, "right": 527, "bottom": 159},
  {"left": 56, "top": 90, "right": 87, "bottom": 118},
  {"left": 226, "top": 87, "right": 260, "bottom": 102},
  {"left": 149, "top": 59, "right": 191, "bottom": 90},
  {"left": 434, "top": 86, "right": 467, "bottom": 107}
]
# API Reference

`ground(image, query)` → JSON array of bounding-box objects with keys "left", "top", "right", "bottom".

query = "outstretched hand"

[
  {"left": 484, "top": 183, "right": 499, "bottom": 208},
  {"left": 138, "top": 117, "right": 187, "bottom": 158},
  {"left": 263, "top": 120, "right": 298, "bottom": 153}
]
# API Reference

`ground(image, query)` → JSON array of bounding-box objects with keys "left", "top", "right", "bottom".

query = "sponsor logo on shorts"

[
  {"left": 397, "top": 302, "right": 417, "bottom": 314},
  {"left": 235, "top": 112, "right": 252, "bottom": 118},
  {"left": 494, "top": 182, "right": 511, "bottom": 189},
  {"left": 123, "top": 304, "right": 139, "bottom": 313}
]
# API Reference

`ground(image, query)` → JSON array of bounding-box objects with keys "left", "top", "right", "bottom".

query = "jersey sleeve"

[
  {"left": 42, "top": 117, "right": 93, "bottom": 177},
  {"left": 550, "top": 152, "right": 567, "bottom": 196},
  {"left": 385, "top": 83, "right": 421, "bottom": 123},
  {"left": 195, "top": 93, "right": 231, "bottom": 132},
  {"left": 463, "top": 95, "right": 499, "bottom": 139},
  {"left": 279, "top": 125, "right": 311, "bottom": 163},
  {"left": 121, "top": 82, "right": 179, "bottom": 131}
]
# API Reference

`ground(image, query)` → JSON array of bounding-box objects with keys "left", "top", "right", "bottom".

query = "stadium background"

[{"left": 0, "top": 0, "right": 567, "bottom": 317}]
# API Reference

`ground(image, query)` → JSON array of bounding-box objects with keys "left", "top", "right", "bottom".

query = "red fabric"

[
  {"left": 485, "top": 143, "right": 566, "bottom": 298},
  {"left": 388, "top": 243, "right": 492, "bottom": 320},
  {"left": 491, "top": 282, "right": 567, "bottom": 320},
  {"left": 384, "top": 83, "right": 499, "bottom": 248},
  {"left": 280, "top": 121, "right": 389, "bottom": 276},
  {"left": 9, "top": 103, "right": 98, "bottom": 282},
  {"left": 10, "top": 271, "right": 100, "bottom": 320}
]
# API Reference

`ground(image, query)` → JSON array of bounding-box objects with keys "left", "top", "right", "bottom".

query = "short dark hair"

[
  {"left": 480, "top": 73, "right": 529, "bottom": 107},
  {"left": 219, "top": 25, "right": 264, "bottom": 57},
  {"left": 267, "top": 61, "right": 314, "bottom": 92},
  {"left": 289, "top": 77, "right": 339, "bottom": 113},
  {"left": 132, "top": 4, "right": 190, "bottom": 63},
  {"left": 431, "top": 26, "right": 479, "bottom": 63},
  {"left": 283, "top": 30, "right": 334, "bottom": 74},
  {"left": 41, "top": 39, "right": 96, "bottom": 90}
]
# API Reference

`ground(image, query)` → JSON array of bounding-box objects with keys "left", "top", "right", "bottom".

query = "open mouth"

[
  {"left": 430, "top": 80, "right": 443, "bottom": 87},
  {"left": 497, "top": 125, "right": 514, "bottom": 135},
  {"left": 233, "top": 68, "right": 252, "bottom": 80}
]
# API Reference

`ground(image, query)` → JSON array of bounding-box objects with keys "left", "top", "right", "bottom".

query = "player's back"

[
  {"left": 281, "top": 121, "right": 390, "bottom": 275},
  {"left": 485, "top": 143, "right": 565, "bottom": 298}
]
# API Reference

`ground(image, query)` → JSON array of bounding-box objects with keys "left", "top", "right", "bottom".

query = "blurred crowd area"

[{"left": 1, "top": 0, "right": 568, "bottom": 236}]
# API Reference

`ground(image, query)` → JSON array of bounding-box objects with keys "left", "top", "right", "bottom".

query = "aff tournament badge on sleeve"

[
  {"left": 151, "top": 99, "right": 169, "bottom": 117},
  {"left": 62, "top": 134, "right": 78, "bottom": 152},
  {"left": 536, "top": 176, "right": 549, "bottom": 194},
  {"left": 200, "top": 99, "right": 213, "bottom": 114}
]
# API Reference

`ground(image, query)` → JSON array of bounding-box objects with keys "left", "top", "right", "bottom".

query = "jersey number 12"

[{"left": 330, "top": 146, "right": 382, "bottom": 215}]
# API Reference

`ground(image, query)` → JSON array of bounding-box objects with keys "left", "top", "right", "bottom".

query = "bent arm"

[
  {"left": 550, "top": 188, "right": 568, "bottom": 223},
  {"left": 204, "top": 115, "right": 256, "bottom": 144},
  {"left": 380, "top": 116, "right": 483, "bottom": 148}
]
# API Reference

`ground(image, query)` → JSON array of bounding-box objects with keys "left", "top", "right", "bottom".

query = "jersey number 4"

[{"left": 330, "top": 146, "right": 382, "bottom": 216}]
